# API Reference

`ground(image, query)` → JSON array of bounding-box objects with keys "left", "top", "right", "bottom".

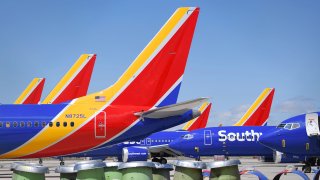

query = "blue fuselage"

[
  {"left": 68, "top": 130, "right": 189, "bottom": 159},
  {"left": 259, "top": 113, "right": 320, "bottom": 157},
  {"left": 168, "top": 126, "right": 275, "bottom": 158}
]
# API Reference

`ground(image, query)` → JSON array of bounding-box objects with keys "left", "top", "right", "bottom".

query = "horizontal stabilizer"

[{"left": 134, "top": 97, "right": 208, "bottom": 119}]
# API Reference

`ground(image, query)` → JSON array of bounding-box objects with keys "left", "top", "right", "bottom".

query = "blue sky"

[{"left": 0, "top": 1, "right": 319, "bottom": 127}]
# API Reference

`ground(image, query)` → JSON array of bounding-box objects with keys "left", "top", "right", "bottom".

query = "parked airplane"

[
  {"left": 14, "top": 78, "right": 45, "bottom": 104},
  {"left": 42, "top": 54, "right": 96, "bottom": 104},
  {"left": 60, "top": 102, "right": 211, "bottom": 164},
  {"left": 64, "top": 88, "right": 274, "bottom": 164},
  {"left": 259, "top": 112, "right": 320, "bottom": 172},
  {"left": 0, "top": 7, "right": 203, "bottom": 159},
  {"left": 14, "top": 54, "right": 96, "bottom": 106},
  {"left": 168, "top": 88, "right": 278, "bottom": 160}
]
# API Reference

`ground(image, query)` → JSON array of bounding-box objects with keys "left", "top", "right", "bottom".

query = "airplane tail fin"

[
  {"left": 79, "top": 7, "right": 199, "bottom": 108},
  {"left": 182, "top": 102, "right": 211, "bottom": 131},
  {"left": 233, "top": 88, "right": 275, "bottom": 126},
  {"left": 42, "top": 54, "right": 96, "bottom": 104},
  {"left": 14, "top": 78, "right": 45, "bottom": 104}
]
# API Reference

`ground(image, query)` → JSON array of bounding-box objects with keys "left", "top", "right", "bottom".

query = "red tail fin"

[
  {"left": 14, "top": 78, "right": 45, "bottom": 104},
  {"left": 42, "top": 54, "right": 96, "bottom": 104},
  {"left": 234, "top": 88, "right": 275, "bottom": 126},
  {"left": 182, "top": 102, "right": 211, "bottom": 131}
]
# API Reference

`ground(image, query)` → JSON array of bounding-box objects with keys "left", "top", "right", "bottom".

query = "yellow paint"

[
  {"left": 233, "top": 88, "right": 273, "bottom": 126},
  {"left": 14, "top": 78, "right": 44, "bottom": 104},
  {"left": 182, "top": 102, "right": 209, "bottom": 130},
  {"left": 0, "top": 7, "right": 193, "bottom": 158},
  {"left": 42, "top": 54, "right": 93, "bottom": 104}
]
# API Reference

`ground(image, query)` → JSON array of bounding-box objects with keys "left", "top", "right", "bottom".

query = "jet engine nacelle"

[
  {"left": 122, "top": 147, "right": 149, "bottom": 162},
  {"left": 273, "top": 151, "right": 304, "bottom": 163}
]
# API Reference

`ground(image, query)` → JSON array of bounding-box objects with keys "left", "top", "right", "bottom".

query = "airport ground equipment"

[
  {"left": 74, "top": 160, "right": 106, "bottom": 180},
  {"left": 206, "top": 160, "right": 240, "bottom": 180},
  {"left": 312, "top": 168, "right": 320, "bottom": 180},
  {"left": 55, "top": 164, "right": 77, "bottom": 180},
  {"left": 104, "top": 162, "right": 122, "bottom": 180},
  {"left": 152, "top": 162, "right": 173, "bottom": 180},
  {"left": 173, "top": 160, "right": 206, "bottom": 180},
  {"left": 11, "top": 162, "right": 48, "bottom": 180},
  {"left": 273, "top": 165, "right": 309, "bottom": 180},
  {"left": 240, "top": 167, "right": 268, "bottom": 180},
  {"left": 118, "top": 161, "right": 155, "bottom": 180}
]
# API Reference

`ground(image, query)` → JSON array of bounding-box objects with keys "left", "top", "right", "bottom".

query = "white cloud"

[
  {"left": 214, "top": 104, "right": 251, "bottom": 126},
  {"left": 275, "top": 96, "right": 318, "bottom": 114}
]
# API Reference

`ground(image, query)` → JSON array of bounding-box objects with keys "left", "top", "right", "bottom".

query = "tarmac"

[{"left": 0, "top": 157, "right": 317, "bottom": 179}]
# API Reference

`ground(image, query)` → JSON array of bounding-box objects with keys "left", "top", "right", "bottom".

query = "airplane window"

[
  {"left": 6, "top": 122, "right": 10, "bottom": 128},
  {"left": 56, "top": 122, "right": 60, "bottom": 127},
  {"left": 183, "top": 134, "right": 194, "bottom": 140},
  {"left": 27, "top": 121, "right": 32, "bottom": 127},
  {"left": 277, "top": 123, "right": 286, "bottom": 128},
  {"left": 49, "top": 122, "right": 53, "bottom": 127},
  {"left": 20, "top": 121, "right": 25, "bottom": 127},
  {"left": 42, "top": 121, "right": 46, "bottom": 127},
  {"left": 34, "top": 121, "right": 39, "bottom": 127},
  {"left": 13, "top": 122, "right": 18, "bottom": 128},
  {"left": 63, "top": 122, "right": 67, "bottom": 127},
  {"left": 284, "top": 123, "right": 292, "bottom": 130},
  {"left": 0, "top": 122, "right": 3, "bottom": 128},
  {"left": 291, "top": 123, "right": 300, "bottom": 130},
  {"left": 70, "top": 122, "right": 74, "bottom": 127}
]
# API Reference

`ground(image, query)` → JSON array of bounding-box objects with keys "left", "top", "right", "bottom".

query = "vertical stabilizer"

[
  {"left": 42, "top": 54, "right": 96, "bottom": 104},
  {"left": 182, "top": 102, "right": 211, "bottom": 131},
  {"left": 14, "top": 78, "right": 45, "bottom": 104},
  {"left": 234, "top": 88, "right": 275, "bottom": 126}
]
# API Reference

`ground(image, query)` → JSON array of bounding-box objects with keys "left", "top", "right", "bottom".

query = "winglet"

[
  {"left": 233, "top": 88, "right": 275, "bottom": 126},
  {"left": 14, "top": 78, "right": 45, "bottom": 104},
  {"left": 42, "top": 54, "right": 96, "bottom": 104},
  {"left": 134, "top": 97, "right": 208, "bottom": 119},
  {"left": 182, "top": 102, "right": 211, "bottom": 131}
]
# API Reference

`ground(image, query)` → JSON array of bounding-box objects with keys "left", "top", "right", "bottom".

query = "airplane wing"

[
  {"left": 134, "top": 97, "right": 209, "bottom": 119},
  {"left": 148, "top": 144, "right": 183, "bottom": 157},
  {"left": 14, "top": 78, "right": 45, "bottom": 104},
  {"left": 42, "top": 54, "right": 96, "bottom": 104},
  {"left": 182, "top": 102, "right": 211, "bottom": 131}
]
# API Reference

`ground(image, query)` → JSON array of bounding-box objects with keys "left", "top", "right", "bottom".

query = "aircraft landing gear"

[
  {"left": 195, "top": 156, "right": 201, "bottom": 161},
  {"left": 58, "top": 157, "right": 65, "bottom": 166},
  {"left": 151, "top": 157, "right": 167, "bottom": 164},
  {"left": 302, "top": 163, "right": 312, "bottom": 173},
  {"left": 160, "top": 157, "right": 167, "bottom": 164},
  {"left": 152, "top": 157, "right": 160, "bottom": 163},
  {"left": 302, "top": 158, "right": 316, "bottom": 173},
  {"left": 39, "top": 158, "right": 43, "bottom": 165}
]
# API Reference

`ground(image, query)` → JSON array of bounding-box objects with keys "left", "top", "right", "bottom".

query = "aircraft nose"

[{"left": 259, "top": 130, "right": 280, "bottom": 150}]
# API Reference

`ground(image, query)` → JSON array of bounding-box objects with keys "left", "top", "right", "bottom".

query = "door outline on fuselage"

[
  {"left": 204, "top": 130, "right": 212, "bottom": 145},
  {"left": 95, "top": 111, "right": 106, "bottom": 138},
  {"left": 305, "top": 113, "right": 320, "bottom": 136}
]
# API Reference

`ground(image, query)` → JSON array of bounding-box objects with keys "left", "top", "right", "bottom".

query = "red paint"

[
  {"left": 22, "top": 79, "right": 45, "bottom": 104},
  {"left": 51, "top": 55, "right": 96, "bottom": 104},
  {"left": 187, "top": 103, "right": 211, "bottom": 131},
  {"left": 24, "top": 8, "right": 200, "bottom": 158},
  {"left": 243, "top": 89, "right": 275, "bottom": 126}
]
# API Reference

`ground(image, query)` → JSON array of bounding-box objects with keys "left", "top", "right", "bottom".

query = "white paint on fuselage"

[{"left": 218, "top": 130, "right": 263, "bottom": 142}]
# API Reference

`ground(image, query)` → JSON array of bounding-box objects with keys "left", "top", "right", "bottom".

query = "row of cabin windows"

[
  {"left": 142, "top": 139, "right": 173, "bottom": 143},
  {"left": 0, "top": 121, "right": 74, "bottom": 128}
]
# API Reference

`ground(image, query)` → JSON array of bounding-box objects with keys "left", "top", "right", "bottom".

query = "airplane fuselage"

[
  {"left": 168, "top": 126, "right": 275, "bottom": 158},
  {"left": 0, "top": 103, "right": 196, "bottom": 159}
]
